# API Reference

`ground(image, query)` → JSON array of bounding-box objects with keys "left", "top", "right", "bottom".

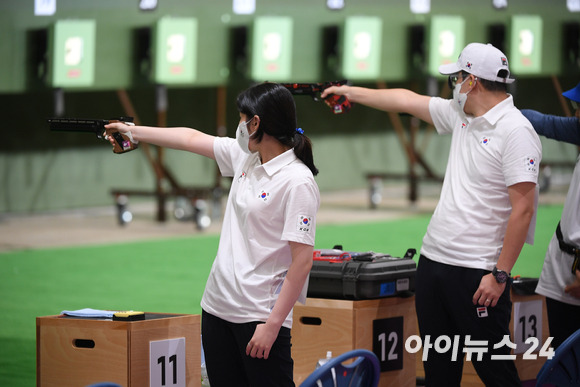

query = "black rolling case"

[{"left": 307, "top": 246, "right": 417, "bottom": 300}]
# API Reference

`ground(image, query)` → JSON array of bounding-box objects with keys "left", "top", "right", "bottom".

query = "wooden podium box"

[
  {"left": 37, "top": 313, "right": 201, "bottom": 387},
  {"left": 292, "top": 297, "right": 417, "bottom": 387}
]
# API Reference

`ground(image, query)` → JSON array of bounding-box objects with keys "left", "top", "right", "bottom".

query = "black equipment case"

[
  {"left": 307, "top": 246, "right": 417, "bottom": 300},
  {"left": 511, "top": 277, "right": 539, "bottom": 296}
]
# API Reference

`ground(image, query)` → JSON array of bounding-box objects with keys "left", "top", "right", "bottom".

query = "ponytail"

[{"left": 293, "top": 130, "right": 318, "bottom": 176}]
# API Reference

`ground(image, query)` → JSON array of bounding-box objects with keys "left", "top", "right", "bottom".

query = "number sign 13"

[
  {"left": 513, "top": 299, "right": 543, "bottom": 354},
  {"left": 150, "top": 337, "right": 186, "bottom": 387}
]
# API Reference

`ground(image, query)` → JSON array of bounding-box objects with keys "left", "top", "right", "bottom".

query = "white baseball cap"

[{"left": 439, "top": 43, "right": 515, "bottom": 84}]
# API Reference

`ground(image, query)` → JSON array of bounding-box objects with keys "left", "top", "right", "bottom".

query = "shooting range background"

[
  {"left": 0, "top": 0, "right": 579, "bottom": 213},
  {"left": 1, "top": 1, "right": 579, "bottom": 386},
  {"left": 0, "top": 203, "right": 566, "bottom": 386}
]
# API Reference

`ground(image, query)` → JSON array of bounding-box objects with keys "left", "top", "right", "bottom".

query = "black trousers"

[
  {"left": 201, "top": 310, "right": 295, "bottom": 387},
  {"left": 545, "top": 297, "right": 580, "bottom": 349},
  {"left": 415, "top": 255, "right": 521, "bottom": 387}
]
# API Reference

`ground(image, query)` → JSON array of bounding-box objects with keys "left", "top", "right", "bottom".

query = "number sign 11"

[{"left": 150, "top": 337, "right": 186, "bottom": 387}]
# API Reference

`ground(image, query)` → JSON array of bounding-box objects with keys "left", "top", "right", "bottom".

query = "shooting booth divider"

[
  {"left": 152, "top": 17, "right": 199, "bottom": 85},
  {"left": 153, "top": 17, "right": 198, "bottom": 85},
  {"left": 250, "top": 16, "right": 294, "bottom": 81},
  {"left": 340, "top": 16, "right": 383, "bottom": 81},
  {"left": 427, "top": 15, "right": 465, "bottom": 79},
  {"left": 510, "top": 15, "right": 543, "bottom": 75},
  {"left": 49, "top": 19, "right": 97, "bottom": 88}
]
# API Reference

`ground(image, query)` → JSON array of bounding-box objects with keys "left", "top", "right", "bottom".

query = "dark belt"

[{"left": 555, "top": 222, "right": 580, "bottom": 274}]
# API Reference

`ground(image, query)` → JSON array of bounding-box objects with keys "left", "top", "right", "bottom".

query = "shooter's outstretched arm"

[{"left": 104, "top": 122, "right": 216, "bottom": 160}]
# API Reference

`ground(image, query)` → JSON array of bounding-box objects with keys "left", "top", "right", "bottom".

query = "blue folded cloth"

[{"left": 61, "top": 308, "right": 117, "bottom": 318}]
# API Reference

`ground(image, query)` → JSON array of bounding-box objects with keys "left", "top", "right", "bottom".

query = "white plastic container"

[{"left": 316, "top": 351, "right": 336, "bottom": 385}]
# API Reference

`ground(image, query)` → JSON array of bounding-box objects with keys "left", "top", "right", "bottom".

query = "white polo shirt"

[
  {"left": 536, "top": 154, "right": 580, "bottom": 306},
  {"left": 421, "top": 96, "right": 542, "bottom": 270},
  {"left": 201, "top": 137, "right": 320, "bottom": 328}
]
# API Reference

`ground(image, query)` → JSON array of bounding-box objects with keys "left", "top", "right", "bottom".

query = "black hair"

[
  {"left": 462, "top": 70, "right": 508, "bottom": 93},
  {"left": 236, "top": 82, "right": 319, "bottom": 176}
]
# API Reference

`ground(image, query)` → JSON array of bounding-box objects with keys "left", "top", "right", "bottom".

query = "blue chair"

[
  {"left": 299, "top": 349, "right": 381, "bottom": 387},
  {"left": 536, "top": 328, "right": 580, "bottom": 386}
]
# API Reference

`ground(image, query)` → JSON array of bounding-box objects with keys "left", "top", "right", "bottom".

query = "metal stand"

[
  {"left": 366, "top": 80, "right": 443, "bottom": 209},
  {"left": 111, "top": 87, "right": 226, "bottom": 229}
]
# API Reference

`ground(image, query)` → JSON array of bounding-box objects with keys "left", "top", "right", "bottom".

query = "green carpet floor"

[{"left": 0, "top": 204, "right": 563, "bottom": 386}]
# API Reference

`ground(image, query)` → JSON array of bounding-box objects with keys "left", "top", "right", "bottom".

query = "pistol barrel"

[{"left": 47, "top": 117, "right": 134, "bottom": 138}]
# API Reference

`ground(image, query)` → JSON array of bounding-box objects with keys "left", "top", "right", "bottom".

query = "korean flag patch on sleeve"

[
  {"left": 524, "top": 155, "right": 539, "bottom": 173},
  {"left": 297, "top": 215, "right": 312, "bottom": 233}
]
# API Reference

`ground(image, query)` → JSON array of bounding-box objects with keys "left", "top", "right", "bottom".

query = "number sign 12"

[
  {"left": 150, "top": 337, "right": 186, "bottom": 387},
  {"left": 373, "top": 316, "right": 404, "bottom": 372}
]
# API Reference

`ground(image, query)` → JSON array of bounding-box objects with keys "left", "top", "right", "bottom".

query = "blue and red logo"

[
  {"left": 258, "top": 190, "right": 270, "bottom": 201},
  {"left": 525, "top": 156, "right": 538, "bottom": 173},
  {"left": 297, "top": 215, "right": 312, "bottom": 232}
]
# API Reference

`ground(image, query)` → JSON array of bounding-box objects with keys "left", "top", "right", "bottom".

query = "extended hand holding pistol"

[
  {"left": 281, "top": 80, "right": 352, "bottom": 114},
  {"left": 47, "top": 117, "right": 139, "bottom": 154}
]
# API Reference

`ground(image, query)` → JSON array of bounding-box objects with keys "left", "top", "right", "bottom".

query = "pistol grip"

[
  {"left": 104, "top": 127, "right": 138, "bottom": 154},
  {"left": 324, "top": 94, "right": 352, "bottom": 114}
]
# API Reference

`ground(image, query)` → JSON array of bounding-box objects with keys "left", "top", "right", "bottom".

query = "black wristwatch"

[{"left": 492, "top": 266, "right": 509, "bottom": 284}]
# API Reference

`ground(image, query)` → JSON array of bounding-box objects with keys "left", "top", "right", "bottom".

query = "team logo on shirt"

[
  {"left": 258, "top": 190, "right": 270, "bottom": 201},
  {"left": 481, "top": 136, "right": 491, "bottom": 145},
  {"left": 297, "top": 215, "right": 312, "bottom": 232},
  {"left": 238, "top": 171, "right": 247, "bottom": 182},
  {"left": 524, "top": 156, "right": 538, "bottom": 173},
  {"left": 461, "top": 122, "right": 467, "bottom": 129}
]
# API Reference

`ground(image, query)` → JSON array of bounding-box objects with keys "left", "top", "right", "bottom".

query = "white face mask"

[
  {"left": 236, "top": 118, "right": 257, "bottom": 154},
  {"left": 452, "top": 77, "right": 472, "bottom": 111}
]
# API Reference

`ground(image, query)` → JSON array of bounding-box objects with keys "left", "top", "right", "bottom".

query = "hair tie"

[{"left": 296, "top": 128, "right": 304, "bottom": 135}]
